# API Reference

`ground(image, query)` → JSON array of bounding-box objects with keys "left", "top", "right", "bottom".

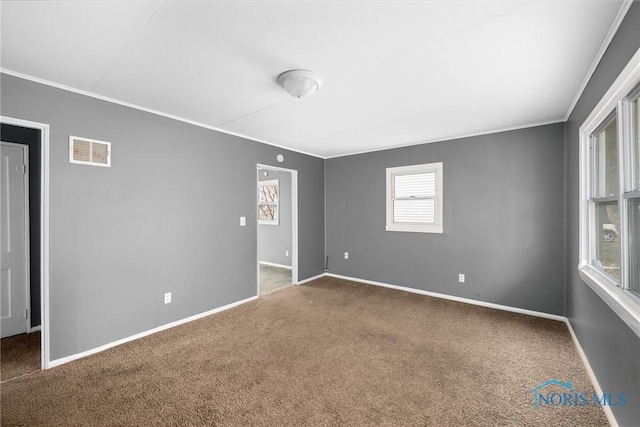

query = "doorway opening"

[
  {"left": 257, "top": 164, "right": 298, "bottom": 296},
  {"left": 0, "top": 117, "right": 50, "bottom": 373}
]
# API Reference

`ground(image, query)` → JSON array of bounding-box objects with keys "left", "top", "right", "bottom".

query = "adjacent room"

[
  {"left": 1, "top": 1, "right": 639, "bottom": 426},
  {"left": 258, "top": 165, "right": 295, "bottom": 296}
]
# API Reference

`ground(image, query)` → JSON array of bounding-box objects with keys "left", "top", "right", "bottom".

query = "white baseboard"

[
  {"left": 296, "top": 273, "right": 326, "bottom": 285},
  {"left": 565, "top": 320, "right": 618, "bottom": 427},
  {"left": 29, "top": 325, "right": 42, "bottom": 333},
  {"left": 45, "top": 271, "right": 613, "bottom": 427},
  {"left": 49, "top": 295, "right": 258, "bottom": 368},
  {"left": 259, "top": 261, "right": 292, "bottom": 269},
  {"left": 324, "top": 273, "right": 566, "bottom": 322},
  {"left": 323, "top": 272, "right": 615, "bottom": 424}
]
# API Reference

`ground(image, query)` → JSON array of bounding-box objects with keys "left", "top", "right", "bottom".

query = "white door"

[{"left": 0, "top": 142, "right": 29, "bottom": 339}]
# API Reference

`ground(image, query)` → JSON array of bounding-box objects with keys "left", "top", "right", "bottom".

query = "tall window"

[
  {"left": 628, "top": 87, "right": 640, "bottom": 296},
  {"left": 590, "top": 115, "right": 620, "bottom": 281},
  {"left": 579, "top": 53, "right": 640, "bottom": 336},
  {"left": 258, "top": 179, "right": 279, "bottom": 225},
  {"left": 386, "top": 162, "right": 443, "bottom": 233}
]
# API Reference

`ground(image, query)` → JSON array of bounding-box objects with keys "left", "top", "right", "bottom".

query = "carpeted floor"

[
  {"left": 0, "top": 277, "right": 608, "bottom": 426},
  {"left": 0, "top": 331, "right": 40, "bottom": 382}
]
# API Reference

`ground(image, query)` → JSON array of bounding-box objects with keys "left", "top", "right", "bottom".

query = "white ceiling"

[{"left": 0, "top": 1, "right": 629, "bottom": 158}]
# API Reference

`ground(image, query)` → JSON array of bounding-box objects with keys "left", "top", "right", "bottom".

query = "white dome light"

[{"left": 277, "top": 70, "right": 321, "bottom": 99}]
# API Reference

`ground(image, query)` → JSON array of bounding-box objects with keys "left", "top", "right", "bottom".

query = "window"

[
  {"left": 590, "top": 115, "right": 621, "bottom": 281},
  {"left": 579, "top": 51, "right": 640, "bottom": 336},
  {"left": 628, "top": 87, "right": 640, "bottom": 297},
  {"left": 386, "top": 162, "right": 443, "bottom": 233},
  {"left": 258, "top": 179, "right": 279, "bottom": 225}
]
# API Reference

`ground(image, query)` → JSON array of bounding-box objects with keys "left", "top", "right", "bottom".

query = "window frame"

[
  {"left": 588, "top": 113, "right": 621, "bottom": 282},
  {"left": 579, "top": 48, "right": 640, "bottom": 337},
  {"left": 385, "top": 162, "right": 443, "bottom": 234},
  {"left": 258, "top": 179, "right": 279, "bottom": 226}
]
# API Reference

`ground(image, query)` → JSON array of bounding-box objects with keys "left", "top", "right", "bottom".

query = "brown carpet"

[
  {"left": 0, "top": 277, "right": 608, "bottom": 426},
  {"left": 0, "top": 331, "right": 40, "bottom": 382}
]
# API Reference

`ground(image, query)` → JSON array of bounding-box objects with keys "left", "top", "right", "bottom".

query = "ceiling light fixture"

[{"left": 277, "top": 70, "right": 321, "bottom": 99}]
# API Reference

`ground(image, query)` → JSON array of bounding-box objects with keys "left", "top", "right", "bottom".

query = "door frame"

[
  {"left": 256, "top": 163, "right": 298, "bottom": 295},
  {"left": 0, "top": 116, "right": 50, "bottom": 370},
  {"left": 1, "top": 141, "right": 30, "bottom": 337}
]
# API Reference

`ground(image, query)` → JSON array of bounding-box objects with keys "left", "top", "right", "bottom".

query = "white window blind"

[
  {"left": 394, "top": 172, "right": 435, "bottom": 197},
  {"left": 386, "top": 163, "right": 443, "bottom": 233},
  {"left": 393, "top": 172, "right": 436, "bottom": 224},
  {"left": 393, "top": 199, "right": 435, "bottom": 223}
]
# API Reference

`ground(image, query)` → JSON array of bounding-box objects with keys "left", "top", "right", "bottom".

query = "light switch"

[{"left": 240, "top": 216, "right": 246, "bottom": 226}]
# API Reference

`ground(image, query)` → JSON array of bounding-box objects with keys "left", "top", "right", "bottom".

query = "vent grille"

[{"left": 69, "top": 136, "right": 111, "bottom": 167}]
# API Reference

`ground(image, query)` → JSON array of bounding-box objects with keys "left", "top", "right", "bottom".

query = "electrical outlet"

[
  {"left": 240, "top": 216, "right": 246, "bottom": 226},
  {"left": 285, "top": 250, "right": 289, "bottom": 257},
  {"left": 458, "top": 274, "right": 465, "bottom": 283},
  {"left": 344, "top": 252, "right": 349, "bottom": 259},
  {"left": 164, "top": 292, "right": 172, "bottom": 304}
]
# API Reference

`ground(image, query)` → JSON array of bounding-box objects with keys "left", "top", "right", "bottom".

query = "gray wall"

[
  {"left": 565, "top": 3, "right": 640, "bottom": 425},
  {"left": 259, "top": 170, "right": 292, "bottom": 267},
  {"left": 0, "top": 74, "right": 325, "bottom": 361},
  {"left": 326, "top": 123, "right": 565, "bottom": 315}
]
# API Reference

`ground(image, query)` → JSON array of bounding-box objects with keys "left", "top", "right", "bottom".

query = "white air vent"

[{"left": 69, "top": 136, "right": 111, "bottom": 167}]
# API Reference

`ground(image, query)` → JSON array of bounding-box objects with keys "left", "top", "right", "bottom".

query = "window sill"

[
  {"left": 578, "top": 263, "right": 640, "bottom": 337},
  {"left": 385, "top": 224, "right": 443, "bottom": 234}
]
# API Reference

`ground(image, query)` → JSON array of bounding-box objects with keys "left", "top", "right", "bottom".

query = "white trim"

[
  {"left": 564, "top": 0, "right": 635, "bottom": 121},
  {"left": 291, "top": 171, "right": 298, "bottom": 285},
  {"left": 386, "top": 162, "right": 444, "bottom": 234},
  {"left": 578, "top": 266, "right": 640, "bottom": 337},
  {"left": 565, "top": 320, "right": 618, "bottom": 427},
  {"left": 324, "top": 161, "right": 328, "bottom": 272},
  {"left": 2, "top": 69, "right": 568, "bottom": 161},
  {"left": 0, "top": 69, "right": 324, "bottom": 160},
  {"left": 324, "top": 273, "right": 566, "bottom": 322},
  {"left": 579, "top": 48, "right": 640, "bottom": 142},
  {"left": 296, "top": 273, "right": 325, "bottom": 285},
  {"left": 49, "top": 295, "right": 258, "bottom": 368},
  {"left": 256, "top": 164, "right": 298, "bottom": 294},
  {"left": 259, "top": 261, "right": 292, "bottom": 270},
  {"left": 22, "top": 144, "right": 31, "bottom": 337},
  {"left": 0, "top": 116, "right": 50, "bottom": 370},
  {"left": 29, "top": 325, "right": 42, "bottom": 333},
  {"left": 578, "top": 47, "right": 640, "bottom": 338},
  {"left": 310, "top": 272, "right": 615, "bottom": 424},
  {"left": 325, "top": 119, "right": 564, "bottom": 159}
]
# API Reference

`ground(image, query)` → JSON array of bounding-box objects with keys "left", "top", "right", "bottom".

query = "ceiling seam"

[
  {"left": 214, "top": 98, "right": 291, "bottom": 128},
  {"left": 89, "top": 0, "right": 164, "bottom": 92}
]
